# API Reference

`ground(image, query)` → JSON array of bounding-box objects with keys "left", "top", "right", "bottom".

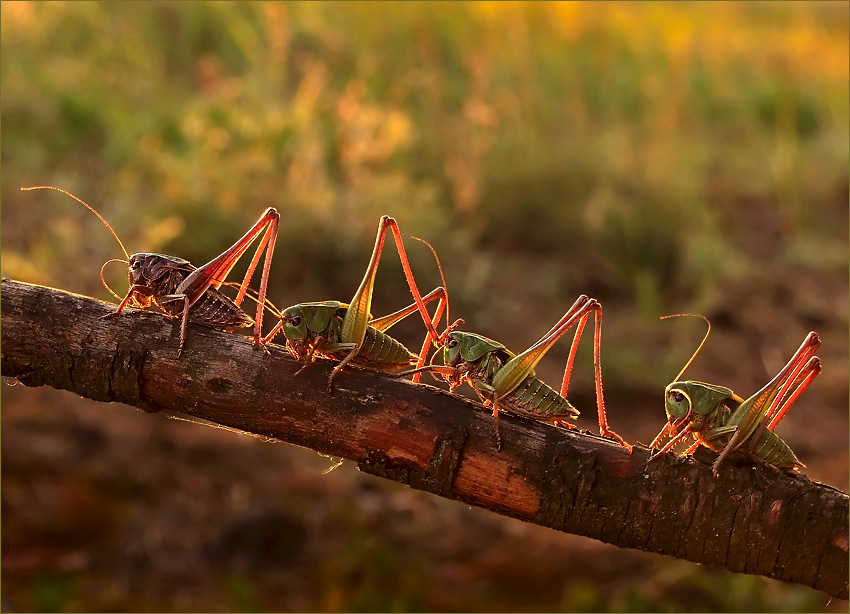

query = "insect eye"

[
  {"left": 447, "top": 338, "right": 458, "bottom": 349},
  {"left": 669, "top": 390, "right": 685, "bottom": 403},
  {"left": 129, "top": 260, "right": 140, "bottom": 270},
  {"left": 290, "top": 315, "right": 302, "bottom": 327}
]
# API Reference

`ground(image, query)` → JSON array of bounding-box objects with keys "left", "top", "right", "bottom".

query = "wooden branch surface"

[{"left": 2, "top": 278, "right": 847, "bottom": 599}]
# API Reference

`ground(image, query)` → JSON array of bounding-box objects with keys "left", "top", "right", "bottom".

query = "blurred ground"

[{"left": 2, "top": 2, "right": 848, "bottom": 612}]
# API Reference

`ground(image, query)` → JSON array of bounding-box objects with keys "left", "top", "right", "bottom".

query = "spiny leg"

[
  {"left": 495, "top": 296, "right": 630, "bottom": 449},
  {"left": 683, "top": 440, "right": 701, "bottom": 455},
  {"left": 231, "top": 209, "right": 280, "bottom": 344},
  {"left": 175, "top": 208, "right": 281, "bottom": 352},
  {"left": 746, "top": 356, "right": 820, "bottom": 455},
  {"left": 561, "top": 305, "right": 631, "bottom": 450},
  {"left": 649, "top": 422, "right": 674, "bottom": 451},
  {"left": 558, "top": 313, "right": 587, "bottom": 399},
  {"left": 586, "top": 303, "right": 629, "bottom": 449},
  {"left": 492, "top": 401, "right": 503, "bottom": 451},
  {"left": 766, "top": 356, "right": 821, "bottom": 430},
  {"left": 178, "top": 294, "right": 191, "bottom": 357},
  {"left": 103, "top": 284, "right": 153, "bottom": 318},
  {"left": 646, "top": 424, "right": 692, "bottom": 462},
  {"left": 404, "top": 235, "right": 462, "bottom": 380},
  {"left": 413, "top": 292, "right": 448, "bottom": 382},
  {"left": 756, "top": 335, "right": 821, "bottom": 434},
  {"left": 554, "top": 316, "right": 582, "bottom": 437},
  {"left": 332, "top": 216, "right": 447, "bottom": 390},
  {"left": 713, "top": 332, "right": 820, "bottom": 471}
]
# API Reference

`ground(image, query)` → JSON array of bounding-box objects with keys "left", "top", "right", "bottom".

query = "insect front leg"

[
  {"left": 103, "top": 284, "right": 155, "bottom": 318},
  {"left": 648, "top": 422, "right": 673, "bottom": 451},
  {"left": 682, "top": 440, "right": 701, "bottom": 455},
  {"left": 293, "top": 344, "right": 324, "bottom": 377},
  {"left": 646, "top": 423, "right": 695, "bottom": 463}
]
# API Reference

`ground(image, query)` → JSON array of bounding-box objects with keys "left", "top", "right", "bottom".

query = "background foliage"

[{"left": 2, "top": 2, "right": 847, "bottom": 612}]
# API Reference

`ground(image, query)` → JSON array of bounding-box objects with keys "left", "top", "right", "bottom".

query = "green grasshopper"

[
  {"left": 648, "top": 315, "right": 821, "bottom": 475},
  {"left": 265, "top": 216, "right": 459, "bottom": 391},
  {"left": 400, "top": 294, "right": 630, "bottom": 451}
]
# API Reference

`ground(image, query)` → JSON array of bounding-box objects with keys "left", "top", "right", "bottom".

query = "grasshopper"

[
  {"left": 264, "top": 216, "right": 459, "bottom": 391},
  {"left": 648, "top": 315, "right": 820, "bottom": 475},
  {"left": 400, "top": 294, "right": 630, "bottom": 451},
  {"left": 22, "top": 186, "right": 280, "bottom": 356}
]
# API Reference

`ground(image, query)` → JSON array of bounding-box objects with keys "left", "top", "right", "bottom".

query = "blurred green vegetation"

[
  {"left": 2, "top": 2, "right": 847, "bottom": 391},
  {"left": 2, "top": 2, "right": 847, "bottom": 612}
]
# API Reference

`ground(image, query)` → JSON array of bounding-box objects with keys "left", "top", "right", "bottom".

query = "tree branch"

[{"left": 2, "top": 278, "right": 847, "bottom": 600}]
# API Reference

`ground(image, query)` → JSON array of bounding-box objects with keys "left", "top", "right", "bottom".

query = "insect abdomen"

[
  {"left": 750, "top": 428, "right": 802, "bottom": 471},
  {"left": 355, "top": 325, "right": 416, "bottom": 370},
  {"left": 189, "top": 290, "right": 254, "bottom": 331},
  {"left": 156, "top": 269, "right": 253, "bottom": 332},
  {"left": 503, "top": 376, "right": 579, "bottom": 421}
]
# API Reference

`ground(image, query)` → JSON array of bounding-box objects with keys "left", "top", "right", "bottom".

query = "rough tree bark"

[{"left": 2, "top": 278, "right": 847, "bottom": 600}]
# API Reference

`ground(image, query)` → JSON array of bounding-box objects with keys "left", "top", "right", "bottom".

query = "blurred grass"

[
  {"left": 2, "top": 2, "right": 847, "bottom": 387},
  {"left": 2, "top": 2, "right": 848, "bottom": 612}
]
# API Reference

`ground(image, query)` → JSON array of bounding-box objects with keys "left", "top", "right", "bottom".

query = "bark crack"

[{"left": 426, "top": 426, "right": 468, "bottom": 497}]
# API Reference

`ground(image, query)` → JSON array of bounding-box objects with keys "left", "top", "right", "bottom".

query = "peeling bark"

[{"left": 2, "top": 278, "right": 847, "bottom": 599}]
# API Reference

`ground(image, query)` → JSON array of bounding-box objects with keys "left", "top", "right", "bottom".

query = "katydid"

[
  {"left": 400, "top": 295, "right": 630, "bottom": 451},
  {"left": 22, "top": 186, "right": 280, "bottom": 356},
  {"left": 648, "top": 315, "right": 820, "bottom": 475},
  {"left": 264, "top": 216, "right": 458, "bottom": 391}
]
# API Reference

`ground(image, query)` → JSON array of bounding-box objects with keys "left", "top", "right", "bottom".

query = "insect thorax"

[{"left": 461, "top": 349, "right": 510, "bottom": 388}]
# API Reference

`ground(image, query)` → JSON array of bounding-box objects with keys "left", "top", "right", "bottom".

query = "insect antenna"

[
  {"left": 100, "top": 258, "right": 129, "bottom": 301},
  {"left": 661, "top": 313, "right": 711, "bottom": 382},
  {"left": 425, "top": 342, "right": 451, "bottom": 384},
  {"left": 23, "top": 186, "right": 133, "bottom": 301},
  {"left": 220, "top": 280, "right": 284, "bottom": 319},
  {"left": 409, "top": 234, "right": 463, "bottom": 341},
  {"left": 21, "top": 186, "right": 131, "bottom": 261}
]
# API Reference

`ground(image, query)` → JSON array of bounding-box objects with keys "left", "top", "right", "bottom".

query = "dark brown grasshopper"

[{"left": 22, "top": 186, "right": 280, "bottom": 356}]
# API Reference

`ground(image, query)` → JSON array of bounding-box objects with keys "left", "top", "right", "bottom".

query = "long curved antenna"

[
  {"left": 426, "top": 341, "right": 448, "bottom": 384},
  {"left": 220, "top": 280, "right": 284, "bottom": 319},
  {"left": 21, "top": 186, "right": 130, "bottom": 260},
  {"left": 661, "top": 313, "right": 711, "bottom": 382},
  {"left": 409, "top": 234, "right": 454, "bottom": 340},
  {"left": 100, "top": 259, "right": 129, "bottom": 301},
  {"left": 409, "top": 235, "right": 449, "bottom": 329}
]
